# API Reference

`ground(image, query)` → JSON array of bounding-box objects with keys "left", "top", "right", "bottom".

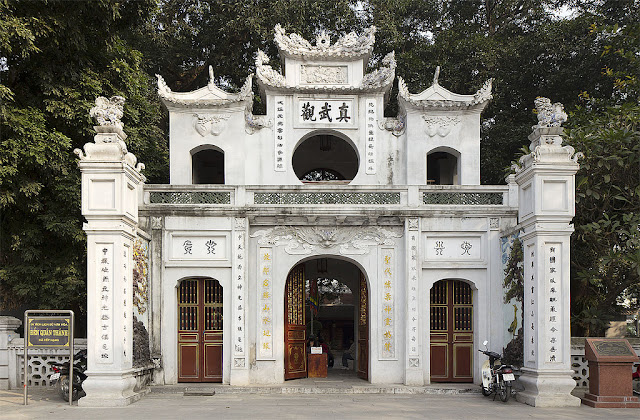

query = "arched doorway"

[
  {"left": 192, "top": 147, "right": 225, "bottom": 184},
  {"left": 177, "top": 278, "right": 223, "bottom": 382},
  {"left": 427, "top": 149, "right": 459, "bottom": 185},
  {"left": 283, "top": 258, "right": 369, "bottom": 380},
  {"left": 430, "top": 279, "right": 473, "bottom": 382},
  {"left": 292, "top": 133, "right": 359, "bottom": 183}
]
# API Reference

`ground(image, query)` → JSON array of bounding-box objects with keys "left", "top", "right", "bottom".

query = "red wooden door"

[
  {"left": 178, "top": 278, "right": 223, "bottom": 382},
  {"left": 284, "top": 264, "right": 306, "bottom": 380},
  {"left": 357, "top": 272, "right": 369, "bottom": 380},
  {"left": 430, "top": 280, "right": 473, "bottom": 382}
]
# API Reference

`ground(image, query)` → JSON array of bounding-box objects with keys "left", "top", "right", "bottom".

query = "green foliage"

[
  {"left": 565, "top": 102, "right": 640, "bottom": 336},
  {"left": 0, "top": 0, "right": 167, "bottom": 323}
]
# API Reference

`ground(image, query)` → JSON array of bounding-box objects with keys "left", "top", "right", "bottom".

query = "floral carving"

[
  {"left": 193, "top": 113, "right": 230, "bottom": 136},
  {"left": 422, "top": 116, "right": 460, "bottom": 137},
  {"left": 300, "top": 65, "right": 347, "bottom": 84},
  {"left": 90, "top": 96, "right": 125, "bottom": 130},
  {"left": 250, "top": 226, "right": 402, "bottom": 255}
]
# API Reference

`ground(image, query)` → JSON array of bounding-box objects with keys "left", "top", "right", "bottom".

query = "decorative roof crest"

[
  {"left": 274, "top": 24, "right": 376, "bottom": 59},
  {"left": 156, "top": 69, "right": 253, "bottom": 107},
  {"left": 398, "top": 73, "right": 493, "bottom": 110}
]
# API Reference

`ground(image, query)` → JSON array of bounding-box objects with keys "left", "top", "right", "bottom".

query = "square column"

[
  {"left": 514, "top": 100, "right": 582, "bottom": 407},
  {"left": 230, "top": 217, "right": 249, "bottom": 385},
  {"left": 75, "top": 97, "right": 146, "bottom": 406},
  {"left": 404, "top": 218, "right": 423, "bottom": 385}
]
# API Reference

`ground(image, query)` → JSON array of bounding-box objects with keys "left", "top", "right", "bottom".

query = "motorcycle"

[
  {"left": 479, "top": 340, "right": 518, "bottom": 402},
  {"left": 49, "top": 349, "right": 87, "bottom": 402}
]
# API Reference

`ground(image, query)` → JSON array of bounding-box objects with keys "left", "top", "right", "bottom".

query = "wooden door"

[
  {"left": 284, "top": 264, "right": 306, "bottom": 380},
  {"left": 357, "top": 272, "right": 369, "bottom": 380},
  {"left": 430, "top": 280, "right": 473, "bottom": 382},
  {"left": 178, "top": 278, "right": 223, "bottom": 382}
]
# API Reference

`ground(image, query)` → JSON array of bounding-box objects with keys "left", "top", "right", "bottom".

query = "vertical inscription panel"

[
  {"left": 257, "top": 247, "right": 274, "bottom": 359},
  {"left": 407, "top": 219, "right": 420, "bottom": 360},
  {"left": 545, "top": 243, "right": 562, "bottom": 364},
  {"left": 365, "top": 99, "right": 377, "bottom": 175},
  {"left": 233, "top": 218, "right": 246, "bottom": 360},
  {"left": 380, "top": 247, "right": 395, "bottom": 359},
  {"left": 274, "top": 96, "right": 286, "bottom": 172},
  {"left": 524, "top": 242, "right": 537, "bottom": 367},
  {"left": 97, "top": 243, "right": 113, "bottom": 364}
]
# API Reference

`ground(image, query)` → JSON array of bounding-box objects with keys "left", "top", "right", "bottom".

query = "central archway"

[
  {"left": 292, "top": 132, "right": 359, "bottom": 183},
  {"left": 283, "top": 257, "right": 369, "bottom": 381}
]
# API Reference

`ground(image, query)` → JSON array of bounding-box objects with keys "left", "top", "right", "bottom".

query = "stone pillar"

[
  {"left": 75, "top": 96, "right": 146, "bottom": 406},
  {"left": 0, "top": 317, "right": 21, "bottom": 389},
  {"left": 404, "top": 217, "right": 422, "bottom": 385},
  {"left": 514, "top": 98, "right": 582, "bottom": 407}
]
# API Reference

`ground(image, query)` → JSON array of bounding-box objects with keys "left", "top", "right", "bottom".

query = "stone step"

[{"left": 152, "top": 384, "right": 481, "bottom": 396}]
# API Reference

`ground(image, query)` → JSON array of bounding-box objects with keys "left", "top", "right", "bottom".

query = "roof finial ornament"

[
  {"left": 433, "top": 66, "right": 440, "bottom": 86},
  {"left": 208, "top": 65, "right": 215, "bottom": 89}
]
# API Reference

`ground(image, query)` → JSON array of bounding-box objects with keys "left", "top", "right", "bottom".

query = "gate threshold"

[{"left": 152, "top": 383, "right": 480, "bottom": 396}]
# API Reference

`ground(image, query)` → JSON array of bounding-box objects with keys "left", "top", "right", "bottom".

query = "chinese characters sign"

[
  {"left": 97, "top": 243, "right": 113, "bottom": 363},
  {"left": 425, "top": 237, "right": 481, "bottom": 260},
  {"left": 274, "top": 96, "right": 286, "bottom": 172},
  {"left": 545, "top": 243, "right": 562, "bottom": 364},
  {"left": 380, "top": 248, "right": 395, "bottom": 359},
  {"left": 407, "top": 220, "right": 419, "bottom": 359},
  {"left": 297, "top": 99, "right": 355, "bottom": 127},
  {"left": 524, "top": 243, "right": 536, "bottom": 366},
  {"left": 233, "top": 219, "right": 246, "bottom": 361},
  {"left": 258, "top": 247, "right": 274, "bottom": 359},
  {"left": 365, "top": 99, "right": 376, "bottom": 174},
  {"left": 170, "top": 235, "right": 227, "bottom": 260}
]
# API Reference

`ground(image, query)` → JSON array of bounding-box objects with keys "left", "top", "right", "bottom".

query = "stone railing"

[
  {"left": 143, "top": 184, "right": 514, "bottom": 209},
  {"left": 7, "top": 337, "right": 88, "bottom": 388}
]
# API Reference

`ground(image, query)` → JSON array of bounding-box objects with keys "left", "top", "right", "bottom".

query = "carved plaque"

[
  {"left": 585, "top": 338, "right": 639, "bottom": 362},
  {"left": 300, "top": 65, "right": 347, "bottom": 84}
]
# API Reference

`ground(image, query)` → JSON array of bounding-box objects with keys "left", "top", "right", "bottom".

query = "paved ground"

[{"left": 1, "top": 387, "right": 639, "bottom": 420}]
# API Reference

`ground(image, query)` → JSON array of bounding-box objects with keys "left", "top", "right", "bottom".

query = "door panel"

[
  {"left": 357, "top": 272, "right": 368, "bottom": 380},
  {"left": 430, "top": 280, "right": 473, "bottom": 382},
  {"left": 284, "top": 264, "right": 306, "bottom": 380},
  {"left": 178, "top": 278, "right": 223, "bottom": 383}
]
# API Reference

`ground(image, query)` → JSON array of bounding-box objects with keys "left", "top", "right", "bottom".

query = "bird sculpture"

[{"left": 508, "top": 304, "right": 518, "bottom": 338}]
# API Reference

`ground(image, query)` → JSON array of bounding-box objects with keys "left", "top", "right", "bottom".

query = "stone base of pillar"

[
  {"left": 79, "top": 370, "right": 140, "bottom": 407},
  {"left": 516, "top": 367, "right": 581, "bottom": 407},
  {"left": 230, "top": 368, "right": 249, "bottom": 386},
  {"left": 404, "top": 369, "right": 423, "bottom": 386}
]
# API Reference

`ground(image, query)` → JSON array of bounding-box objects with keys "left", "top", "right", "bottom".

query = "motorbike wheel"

[
  {"left": 481, "top": 386, "right": 491, "bottom": 396},
  {"left": 499, "top": 384, "right": 511, "bottom": 402},
  {"left": 56, "top": 374, "right": 83, "bottom": 402}
]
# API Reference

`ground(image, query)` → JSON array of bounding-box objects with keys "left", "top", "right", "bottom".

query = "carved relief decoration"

[
  {"left": 532, "top": 97, "right": 567, "bottom": 129},
  {"left": 255, "top": 50, "right": 287, "bottom": 88},
  {"left": 379, "top": 112, "right": 406, "bottom": 137},
  {"left": 251, "top": 226, "right": 403, "bottom": 255},
  {"left": 193, "top": 113, "right": 231, "bottom": 136},
  {"left": 300, "top": 65, "right": 347, "bottom": 84},
  {"left": 245, "top": 109, "right": 273, "bottom": 134},
  {"left": 90, "top": 96, "right": 125, "bottom": 130},
  {"left": 422, "top": 116, "right": 460, "bottom": 137}
]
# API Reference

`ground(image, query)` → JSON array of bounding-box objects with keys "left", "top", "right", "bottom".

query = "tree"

[
  {"left": 566, "top": 102, "right": 640, "bottom": 336},
  {"left": 0, "top": 0, "right": 167, "bottom": 327}
]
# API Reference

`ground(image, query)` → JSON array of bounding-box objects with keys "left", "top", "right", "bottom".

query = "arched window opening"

[
  {"left": 293, "top": 134, "right": 358, "bottom": 183},
  {"left": 192, "top": 149, "right": 224, "bottom": 184},
  {"left": 427, "top": 151, "right": 458, "bottom": 185}
]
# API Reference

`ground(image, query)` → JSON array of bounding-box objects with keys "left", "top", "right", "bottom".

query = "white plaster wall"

[{"left": 405, "top": 109, "right": 482, "bottom": 185}]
